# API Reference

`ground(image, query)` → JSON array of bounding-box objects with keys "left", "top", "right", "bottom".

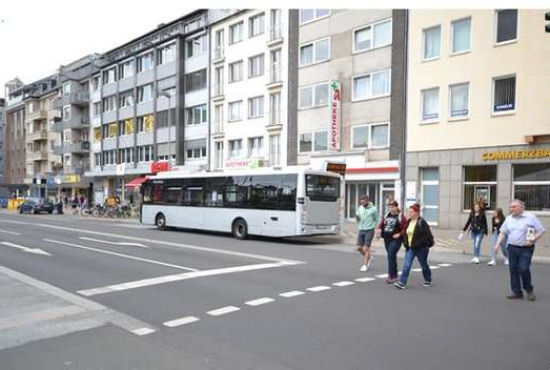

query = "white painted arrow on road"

[
  {"left": 78, "top": 237, "right": 150, "bottom": 248},
  {"left": 0, "top": 242, "right": 52, "bottom": 256}
]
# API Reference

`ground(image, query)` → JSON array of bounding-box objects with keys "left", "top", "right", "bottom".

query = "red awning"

[{"left": 125, "top": 176, "right": 148, "bottom": 188}]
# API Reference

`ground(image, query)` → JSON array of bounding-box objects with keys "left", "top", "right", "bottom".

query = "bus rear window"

[{"left": 306, "top": 175, "right": 340, "bottom": 202}]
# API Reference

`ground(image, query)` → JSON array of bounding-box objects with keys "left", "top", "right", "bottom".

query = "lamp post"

[{"left": 157, "top": 89, "right": 174, "bottom": 165}]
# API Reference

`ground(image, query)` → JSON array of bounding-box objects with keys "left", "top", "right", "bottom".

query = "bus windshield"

[{"left": 306, "top": 175, "right": 340, "bottom": 202}]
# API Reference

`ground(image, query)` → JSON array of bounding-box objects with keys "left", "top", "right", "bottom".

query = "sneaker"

[
  {"left": 527, "top": 292, "right": 536, "bottom": 302},
  {"left": 487, "top": 260, "right": 496, "bottom": 267},
  {"left": 423, "top": 281, "right": 432, "bottom": 287},
  {"left": 394, "top": 282, "right": 406, "bottom": 290},
  {"left": 504, "top": 258, "right": 509, "bottom": 266},
  {"left": 360, "top": 264, "right": 368, "bottom": 272},
  {"left": 471, "top": 257, "right": 480, "bottom": 264},
  {"left": 506, "top": 294, "right": 523, "bottom": 300}
]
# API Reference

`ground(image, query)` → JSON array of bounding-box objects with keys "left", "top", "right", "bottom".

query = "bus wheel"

[
  {"left": 232, "top": 219, "right": 248, "bottom": 240},
  {"left": 155, "top": 213, "right": 166, "bottom": 230}
]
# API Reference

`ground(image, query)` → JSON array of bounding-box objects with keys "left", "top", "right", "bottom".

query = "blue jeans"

[
  {"left": 508, "top": 245, "right": 535, "bottom": 296},
  {"left": 471, "top": 231, "right": 484, "bottom": 258},
  {"left": 490, "top": 233, "right": 508, "bottom": 261},
  {"left": 384, "top": 238, "right": 402, "bottom": 279},
  {"left": 399, "top": 247, "right": 431, "bottom": 285}
]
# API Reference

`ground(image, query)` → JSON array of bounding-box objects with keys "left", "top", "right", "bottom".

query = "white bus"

[{"left": 140, "top": 167, "right": 343, "bottom": 239}]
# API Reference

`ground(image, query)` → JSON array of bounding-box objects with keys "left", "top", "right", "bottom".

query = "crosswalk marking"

[{"left": 163, "top": 316, "right": 200, "bottom": 327}]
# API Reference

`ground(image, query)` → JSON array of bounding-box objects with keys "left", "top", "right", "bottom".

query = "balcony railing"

[
  {"left": 26, "top": 110, "right": 47, "bottom": 122},
  {"left": 213, "top": 84, "right": 224, "bottom": 98},
  {"left": 28, "top": 151, "right": 48, "bottom": 161},
  {"left": 53, "top": 91, "right": 91, "bottom": 109},
  {"left": 268, "top": 65, "right": 282, "bottom": 85},
  {"left": 268, "top": 109, "right": 282, "bottom": 126},
  {"left": 212, "top": 120, "right": 224, "bottom": 135},
  {"left": 52, "top": 116, "right": 90, "bottom": 132},
  {"left": 54, "top": 141, "right": 91, "bottom": 155},
  {"left": 269, "top": 23, "right": 283, "bottom": 42},
  {"left": 214, "top": 46, "right": 224, "bottom": 61},
  {"left": 27, "top": 130, "right": 48, "bottom": 142}
]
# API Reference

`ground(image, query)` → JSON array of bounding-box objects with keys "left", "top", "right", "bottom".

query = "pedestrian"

[
  {"left": 461, "top": 202, "right": 488, "bottom": 264},
  {"left": 488, "top": 207, "right": 508, "bottom": 267},
  {"left": 355, "top": 195, "right": 380, "bottom": 272},
  {"left": 394, "top": 203, "right": 434, "bottom": 290},
  {"left": 495, "top": 199, "right": 545, "bottom": 301},
  {"left": 377, "top": 200, "right": 407, "bottom": 283}
]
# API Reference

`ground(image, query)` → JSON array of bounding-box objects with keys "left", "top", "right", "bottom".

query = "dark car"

[{"left": 19, "top": 200, "right": 55, "bottom": 214}]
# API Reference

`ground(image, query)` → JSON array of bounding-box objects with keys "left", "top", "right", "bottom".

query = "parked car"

[{"left": 18, "top": 199, "right": 55, "bottom": 214}]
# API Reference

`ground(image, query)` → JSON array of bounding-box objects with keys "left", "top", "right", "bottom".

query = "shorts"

[{"left": 357, "top": 229, "right": 375, "bottom": 248}]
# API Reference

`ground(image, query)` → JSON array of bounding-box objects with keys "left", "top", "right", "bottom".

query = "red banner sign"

[{"left": 150, "top": 161, "right": 171, "bottom": 174}]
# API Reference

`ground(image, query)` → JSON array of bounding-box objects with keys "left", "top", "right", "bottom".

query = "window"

[
  {"left": 186, "top": 147, "right": 207, "bottom": 159},
  {"left": 158, "top": 43, "right": 176, "bottom": 65},
  {"left": 352, "top": 126, "right": 369, "bottom": 149},
  {"left": 107, "top": 123, "right": 117, "bottom": 138},
  {"left": 62, "top": 105, "right": 71, "bottom": 121},
  {"left": 299, "top": 131, "right": 328, "bottom": 152},
  {"left": 63, "top": 129, "right": 71, "bottom": 143},
  {"left": 214, "top": 30, "right": 224, "bottom": 59},
  {"left": 306, "top": 175, "right": 340, "bottom": 202},
  {"left": 137, "top": 145, "right": 153, "bottom": 162},
  {"left": 228, "top": 101, "right": 243, "bottom": 121},
  {"left": 63, "top": 82, "right": 71, "bottom": 96},
  {"left": 118, "top": 148, "right": 135, "bottom": 164},
  {"left": 229, "top": 139, "right": 243, "bottom": 158},
  {"left": 186, "top": 104, "right": 207, "bottom": 125},
  {"left": 300, "top": 38, "right": 329, "bottom": 66},
  {"left": 299, "top": 83, "right": 329, "bottom": 109},
  {"left": 118, "top": 90, "right": 134, "bottom": 108},
  {"left": 229, "top": 61, "right": 243, "bottom": 83},
  {"left": 102, "top": 68, "right": 116, "bottom": 84},
  {"left": 137, "top": 52, "right": 155, "bottom": 72},
  {"left": 352, "top": 123, "right": 390, "bottom": 149},
  {"left": 248, "top": 96, "right": 264, "bottom": 119},
  {"left": 215, "top": 142, "right": 224, "bottom": 169},
  {"left": 269, "top": 92, "right": 281, "bottom": 125},
  {"left": 157, "top": 109, "right": 175, "bottom": 128},
  {"left": 185, "top": 69, "right": 207, "bottom": 92},
  {"left": 102, "top": 96, "right": 116, "bottom": 112},
  {"left": 421, "top": 88, "right": 439, "bottom": 122},
  {"left": 423, "top": 26, "right": 441, "bottom": 60},
  {"left": 214, "top": 66, "right": 224, "bottom": 95},
  {"left": 371, "top": 124, "right": 389, "bottom": 148},
  {"left": 513, "top": 164, "right": 550, "bottom": 211},
  {"left": 229, "top": 21, "right": 244, "bottom": 44},
  {"left": 137, "top": 84, "right": 153, "bottom": 103},
  {"left": 137, "top": 114, "right": 155, "bottom": 133},
  {"left": 92, "top": 76, "right": 101, "bottom": 91},
  {"left": 248, "top": 137, "right": 263, "bottom": 157},
  {"left": 299, "top": 9, "right": 330, "bottom": 24},
  {"left": 93, "top": 102, "right": 101, "bottom": 117},
  {"left": 452, "top": 18, "right": 471, "bottom": 54},
  {"left": 463, "top": 166, "right": 497, "bottom": 210},
  {"left": 93, "top": 127, "right": 101, "bottom": 142},
  {"left": 449, "top": 83, "right": 469, "bottom": 118},
  {"left": 249, "top": 13, "right": 265, "bottom": 37},
  {"left": 354, "top": 19, "right": 392, "bottom": 52},
  {"left": 352, "top": 69, "right": 391, "bottom": 101},
  {"left": 94, "top": 153, "right": 102, "bottom": 166},
  {"left": 493, "top": 75, "right": 516, "bottom": 113},
  {"left": 119, "top": 60, "right": 134, "bottom": 79},
  {"left": 248, "top": 54, "right": 265, "bottom": 78},
  {"left": 496, "top": 9, "right": 518, "bottom": 44},
  {"left": 269, "top": 134, "right": 281, "bottom": 166},
  {"left": 186, "top": 34, "right": 208, "bottom": 59}
]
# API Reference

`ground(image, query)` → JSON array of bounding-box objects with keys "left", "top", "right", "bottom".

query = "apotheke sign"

[{"left": 329, "top": 81, "right": 341, "bottom": 151}]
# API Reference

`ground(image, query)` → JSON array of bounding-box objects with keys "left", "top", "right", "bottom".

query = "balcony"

[
  {"left": 212, "top": 84, "right": 225, "bottom": 101},
  {"left": 212, "top": 120, "right": 225, "bottom": 138},
  {"left": 213, "top": 47, "right": 225, "bottom": 63},
  {"left": 26, "top": 109, "right": 47, "bottom": 122},
  {"left": 54, "top": 141, "right": 90, "bottom": 155},
  {"left": 52, "top": 116, "right": 90, "bottom": 132},
  {"left": 267, "top": 65, "right": 283, "bottom": 89},
  {"left": 62, "top": 166, "right": 88, "bottom": 175},
  {"left": 267, "top": 24, "right": 284, "bottom": 46},
  {"left": 53, "top": 91, "right": 91, "bottom": 109},
  {"left": 26, "top": 130, "right": 48, "bottom": 142},
  {"left": 28, "top": 151, "right": 49, "bottom": 162}
]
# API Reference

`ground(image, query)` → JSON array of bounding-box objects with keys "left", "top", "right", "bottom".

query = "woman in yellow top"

[{"left": 394, "top": 203, "right": 435, "bottom": 290}]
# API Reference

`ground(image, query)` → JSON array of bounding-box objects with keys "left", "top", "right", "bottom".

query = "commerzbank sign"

[{"left": 482, "top": 149, "right": 550, "bottom": 161}]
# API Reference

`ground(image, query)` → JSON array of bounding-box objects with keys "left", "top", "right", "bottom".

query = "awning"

[{"left": 125, "top": 176, "right": 148, "bottom": 188}]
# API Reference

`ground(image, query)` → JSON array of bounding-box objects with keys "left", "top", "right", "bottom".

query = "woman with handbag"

[
  {"left": 462, "top": 202, "right": 488, "bottom": 264},
  {"left": 394, "top": 203, "right": 434, "bottom": 290},
  {"left": 377, "top": 200, "right": 407, "bottom": 284}
]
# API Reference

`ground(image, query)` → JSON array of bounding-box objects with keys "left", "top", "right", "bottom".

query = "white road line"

[
  {"left": 0, "top": 229, "right": 20, "bottom": 236},
  {"left": 44, "top": 239, "right": 198, "bottom": 272},
  {"left": 207, "top": 306, "right": 240, "bottom": 316},
  {"left": 132, "top": 327, "right": 156, "bottom": 336},
  {"left": 438, "top": 263, "right": 453, "bottom": 267},
  {"left": 0, "top": 242, "right": 52, "bottom": 256},
  {"left": 245, "top": 297, "right": 275, "bottom": 306},
  {"left": 306, "top": 286, "right": 331, "bottom": 292},
  {"left": 77, "top": 262, "right": 287, "bottom": 297},
  {"left": 163, "top": 316, "right": 200, "bottom": 328},
  {"left": 79, "top": 237, "right": 149, "bottom": 248},
  {"left": 279, "top": 290, "right": 305, "bottom": 298},
  {"left": 412, "top": 268, "right": 423, "bottom": 272},
  {"left": 375, "top": 273, "right": 389, "bottom": 279},
  {"left": 429, "top": 266, "right": 441, "bottom": 270},
  {"left": 333, "top": 281, "right": 355, "bottom": 287},
  {"left": 354, "top": 277, "right": 376, "bottom": 283}
]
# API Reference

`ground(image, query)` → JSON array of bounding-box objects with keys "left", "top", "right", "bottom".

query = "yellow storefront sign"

[
  {"left": 62, "top": 175, "right": 80, "bottom": 183},
  {"left": 482, "top": 149, "right": 550, "bottom": 161}
]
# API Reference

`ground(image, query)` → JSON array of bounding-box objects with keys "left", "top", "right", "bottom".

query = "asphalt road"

[{"left": 0, "top": 212, "right": 548, "bottom": 370}]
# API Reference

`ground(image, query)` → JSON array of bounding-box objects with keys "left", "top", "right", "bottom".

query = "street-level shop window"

[
  {"left": 299, "top": 131, "right": 328, "bottom": 153},
  {"left": 421, "top": 87, "right": 439, "bottom": 122},
  {"left": 353, "top": 19, "right": 392, "bottom": 53},
  {"left": 352, "top": 69, "right": 391, "bottom": 101},
  {"left": 249, "top": 13, "right": 265, "bottom": 38},
  {"left": 229, "top": 61, "right": 243, "bottom": 83},
  {"left": 299, "top": 83, "right": 328, "bottom": 109},
  {"left": 449, "top": 83, "right": 469, "bottom": 118},
  {"left": 229, "top": 21, "right": 244, "bottom": 44},
  {"left": 493, "top": 75, "right": 515, "bottom": 113},
  {"left": 495, "top": 9, "right": 518, "bottom": 44},
  {"left": 451, "top": 18, "right": 471, "bottom": 54},
  {"left": 422, "top": 25, "right": 441, "bottom": 60},
  {"left": 299, "top": 38, "right": 330, "bottom": 67},
  {"left": 513, "top": 163, "right": 550, "bottom": 212},
  {"left": 299, "top": 9, "right": 330, "bottom": 24},
  {"left": 229, "top": 139, "right": 243, "bottom": 159},
  {"left": 352, "top": 123, "right": 390, "bottom": 149},
  {"left": 463, "top": 165, "right": 497, "bottom": 210}
]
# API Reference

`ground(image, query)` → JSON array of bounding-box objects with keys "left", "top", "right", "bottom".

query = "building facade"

[
  {"left": 0, "top": 98, "right": 5, "bottom": 191},
  {"left": 296, "top": 9, "right": 407, "bottom": 219},
  {"left": 4, "top": 78, "right": 27, "bottom": 196},
  {"left": 209, "top": 9, "right": 299, "bottom": 171},
  {"left": 406, "top": 10, "right": 550, "bottom": 236}
]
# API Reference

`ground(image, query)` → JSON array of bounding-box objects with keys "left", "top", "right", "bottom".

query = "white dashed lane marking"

[
  {"left": 245, "top": 298, "right": 275, "bottom": 306},
  {"left": 279, "top": 290, "right": 305, "bottom": 298},
  {"left": 355, "top": 277, "right": 376, "bottom": 283},
  {"left": 438, "top": 263, "right": 453, "bottom": 267},
  {"left": 307, "top": 286, "right": 332, "bottom": 292},
  {"left": 333, "top": 281, "right": 355, "bottom": 287},
  {"left": 207, "top": 306, "right": 241, "bottom": 316},
  {"left": 375, "top": 274, "right": 389, "bottom": 279},
  {"left": 163, "top": 316, "right": 200, "bottom": 327},
  {"left": 132, "top": 327, "right": 156, "bottom": 336}
]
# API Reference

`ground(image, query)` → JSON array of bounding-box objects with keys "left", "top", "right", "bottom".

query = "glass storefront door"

[
  {"left": 421, "top": 168, "right": 440, "bottom": 226},
  {"left": 345, "top": 182, "right": 384, "bottom": 220}
]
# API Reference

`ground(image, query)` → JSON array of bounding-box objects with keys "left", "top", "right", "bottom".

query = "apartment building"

[
  {"left": 4, "top": 78, "right": 27, "bottom": 195},
  {"left": 85, "top": 10, "right": 236, "bottom": 204},
  {"left": 297, "top": 9, "right": 407, "bottom": 219},
  {"left": 406, "top": 10, "right": 550, "bottom": 231},
  {"left": 209, "top": 9, "right": 299, "bottom": 171},
  {"left": 23, "top": 77, "right": 62, "bottom": 198},
  {"left": 0, "top": 98, "right": 5, "bottom": 190}
]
